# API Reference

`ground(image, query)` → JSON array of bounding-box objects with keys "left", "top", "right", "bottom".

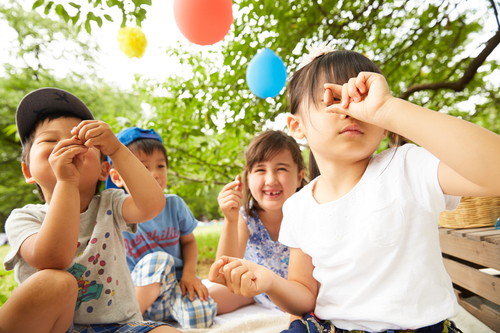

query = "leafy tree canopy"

[{"left": 2, "top": 0, "right": 500, "bottom": 227}]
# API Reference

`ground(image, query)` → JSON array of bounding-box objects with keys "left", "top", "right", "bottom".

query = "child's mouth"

[{"left": 264, "top": 190, "right": 282, "bottom": 197}]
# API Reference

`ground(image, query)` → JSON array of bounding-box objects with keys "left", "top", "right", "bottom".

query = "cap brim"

[{"left": 16, "top": 88, "right": 94, "bottom": 145}]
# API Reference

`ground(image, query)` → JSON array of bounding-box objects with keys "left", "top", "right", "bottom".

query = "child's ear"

[
  {"left": 99, "top": 161, "right": 111, "bottom": 181},
  {"left": 21, "top": 162, "right": 36, "bottom": 184},
  {"left": 287, "top": 114, "right": 305, "bottom": 140},
  {"left": 297, "top": 169, "right": 305, "bottom": 187},
  {"left": 108, "top": 168, "right": 125, "bottom": 187}
]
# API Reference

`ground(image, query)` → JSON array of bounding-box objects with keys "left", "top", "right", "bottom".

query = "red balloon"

[{"left": 173, "top": 0, "right": 233, "bottom": 46}]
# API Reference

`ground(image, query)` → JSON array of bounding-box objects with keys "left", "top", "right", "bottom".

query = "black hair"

[
  {"left": 125, "top": 139, "right": 168, "bottom": 168},
  {"left": 287, "top": 50, "right": 401, "bottom": 179}
]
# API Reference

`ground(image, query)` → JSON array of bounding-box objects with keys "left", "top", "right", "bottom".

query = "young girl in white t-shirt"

[{"left": 208, "top": 46, "right": 500, "bottom": 333}]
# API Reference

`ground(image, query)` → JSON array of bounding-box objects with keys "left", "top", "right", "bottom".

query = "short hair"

[
  {"left": 21, "top": 111, "right": 107, "bottom": 202},
  {"left": 243, "top": 130, "right": 307, "bottom": 218},
  {"left": 125, "top": 138, "right": 168, "bottom": 167}
]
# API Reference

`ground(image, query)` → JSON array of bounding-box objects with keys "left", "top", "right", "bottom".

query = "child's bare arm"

[
  {"left": 20, "top": 138, "right": 87, "bottom": 269},
  {"left": 325, "top": 72, "right": 500, "bottom": 197},
  {"left": 209, "top": 248, "right": 317, "bottom": 316},
  {"left": 71, "top": 120, "right": 165, "bottom": 223},
  {"left": 216, "top": 176, "right": 249, "bottom": 258},
  {"left": 179, "top": 233, "right": 208, "bottom": 301}
]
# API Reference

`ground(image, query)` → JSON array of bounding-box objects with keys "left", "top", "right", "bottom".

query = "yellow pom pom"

[{"left": 117, "top": 26, "right": 148, "bottom": 59}]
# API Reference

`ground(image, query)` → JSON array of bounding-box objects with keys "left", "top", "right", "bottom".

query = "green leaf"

[
  {"left": 32, "top": 0, "right": 44, "bottom": 10},
  {"left": 104, "top": 14, "right": 113, "bottom": 22},
  {"left": 71, "top": 11, "right": 81, "bottom": 25},
  {"left": 84, "top": 19, "right": 91, "bottom": 33},
  {"left": 55, "top": 4, "right": 70, "bottom": 22},
  {"left": 44, "top": 1, "right": 53, "bottom": 15},
  {"left": 69, "top": 2, "right": 81, "bottom": 9}
]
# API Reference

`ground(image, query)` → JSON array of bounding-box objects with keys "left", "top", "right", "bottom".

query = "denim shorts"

[
  {"left": 67, "top": 321, "right": 170, "bottom": 333},
  {"left": 280, "top": 312, "right": 463, "bottom": 333}
]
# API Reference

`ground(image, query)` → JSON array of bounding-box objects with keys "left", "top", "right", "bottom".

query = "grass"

[
  {"left": 0, "top": 245, "right": 16, "bottom": 306},
  {"left": 193, "top": 224, "right": 222, "bottom": 279},
  {"left": 0, "top": 224, "right": 222, "bottom": 305}
]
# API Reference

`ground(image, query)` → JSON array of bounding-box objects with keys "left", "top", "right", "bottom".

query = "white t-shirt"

[
  {"left": 279, "top": 145, "right": 460, "bottom": 332},
  {"left": 4, "top": 189, "right": 142, "bottom": 325}
]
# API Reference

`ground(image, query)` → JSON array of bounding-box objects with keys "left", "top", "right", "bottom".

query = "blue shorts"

[
  {"left": 280, "top": 312, "right": 463, "bottom": 333},
  {"left": 67, "top": 321, "right": 170, "bottom": 333}
]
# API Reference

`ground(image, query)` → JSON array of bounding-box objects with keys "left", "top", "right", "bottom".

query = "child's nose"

[{"left": 265, "top": 172, "right": 278, "bottom": 185}]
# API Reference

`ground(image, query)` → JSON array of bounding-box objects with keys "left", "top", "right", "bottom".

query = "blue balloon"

[{"left": 246, "top": 48, "right": 287, "bottom": 99}]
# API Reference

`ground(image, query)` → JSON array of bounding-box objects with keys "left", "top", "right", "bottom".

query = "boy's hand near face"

[
  {"left": 71, "top": 120, "right": 124, "bottom": 157},
  {"left": 71, "top": 120, "right": 165, "bottom": 224},
  {"left": 49, "top": 137, "right": 89, "bottom": 185}
]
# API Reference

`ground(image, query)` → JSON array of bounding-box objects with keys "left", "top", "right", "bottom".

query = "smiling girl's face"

[{"left": 247, "top": 149, "right": 304, "bottom": 213}]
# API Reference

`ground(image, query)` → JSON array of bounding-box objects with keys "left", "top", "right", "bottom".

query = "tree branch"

[
  {"left": 399, "top": 29, "right": 500, "bottom": 100},
  {"left": 489, "top": 0, "right": 500, "bottom": 29},
  {"left": 169, "top": 170, "right": 226, "bottom": 185}
]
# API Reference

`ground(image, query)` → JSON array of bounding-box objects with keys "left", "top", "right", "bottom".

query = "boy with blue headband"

[{"left": 106, "top": 127, "right": 216, "bottom": 329}]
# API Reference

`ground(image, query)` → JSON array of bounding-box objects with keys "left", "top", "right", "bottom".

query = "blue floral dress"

[{"left": 241, "top": 206, "right": 290, "bottom": 309}]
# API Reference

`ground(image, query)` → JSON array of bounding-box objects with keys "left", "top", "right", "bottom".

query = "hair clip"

[{"left": 298, "top": 40, "right": 337, "bottom": 68}]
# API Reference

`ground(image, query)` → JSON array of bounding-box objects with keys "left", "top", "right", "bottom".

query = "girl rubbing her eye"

[{"left": 209, "top": 46, "right": 500, "bottom": 333}]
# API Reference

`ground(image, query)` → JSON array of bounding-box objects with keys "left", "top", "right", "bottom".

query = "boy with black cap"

[
  {"left": 2, "top": 88, "right": 179, "bottom": 333},
  {"left": 106, "top": 127, "right": 216, "bottom": 329}
]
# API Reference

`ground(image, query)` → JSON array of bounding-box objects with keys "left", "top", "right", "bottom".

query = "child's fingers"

[
  {"left": 342, "top": 83, "right": 350, "bottom": 109},
  {"left": 51, "top": 139, "right": 88, "bottom": 158},
  {"left": 180, "top": 281, "right": 187, "bottom": 296},
  {"left": 324, "top": 88, "right": 334, "bottom": 106},
  {"left": 222, "top": 260, "right": 244, "bottom": 293},
  {"left": 71, "top": 120, "right": 96, "bottom": 137},
  {"left": 74, "top": 121, "right": 100, "bottom": 143},
  {"left": 208, "top": 258, "right": 231, "bottom": 285},
  {"left": 240, "top": 270, "right": 258, "bottom": 297},
  {"left": 219, "top": 189, "right": 244, "bottom": 201},
  {"left": 324, "top": 83, "right": 343, "bottom": 96},
  {"left": 234, "top": 175, "right": 243, "bottom": 192},
  {"left": 228, "top": 265, "right": 250, "bottom": 296},
  {"left": 220, "top": 180, "right": 242, "bottom": 194},
  {"left": 348, "top": 78, "right": 361, "bottom": 103},
  {"left": 186, "top": 284, "right": 195, "bottom": 301},
  {"left": 355, "top": 72, "right": 368, "bottom": 94},
  {"left": 195, "top": 283, "right": 209, "bottom": 301}
]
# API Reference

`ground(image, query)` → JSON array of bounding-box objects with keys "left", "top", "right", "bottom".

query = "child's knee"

[
  {"left": 29, "top": 269, "right": 78, "bottom": 302},
  {"left": 132, "top": 252, "right": 177, "bottom": 286},
  {"left": 172, "top": 293, "right": 217, "bottom": 329}
]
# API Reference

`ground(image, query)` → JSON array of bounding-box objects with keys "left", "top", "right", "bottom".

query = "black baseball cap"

[{"left": 16, "top": 88, "right": 94, "bottom": 146}]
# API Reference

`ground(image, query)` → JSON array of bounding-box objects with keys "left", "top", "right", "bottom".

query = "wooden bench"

[{"left": 439, "top": 227, "right": 500, "bottom": 332}]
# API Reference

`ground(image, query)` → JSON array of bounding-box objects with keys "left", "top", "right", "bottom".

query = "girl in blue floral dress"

[{"left": 209, "top": 130, "right": 307, "bottom": 314}]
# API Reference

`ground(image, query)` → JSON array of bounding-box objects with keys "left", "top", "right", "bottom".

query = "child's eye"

[{"left": 158, "top": 165, "right": 166, "bottom": 169}]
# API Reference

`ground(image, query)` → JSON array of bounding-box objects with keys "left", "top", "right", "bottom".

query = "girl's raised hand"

[
  {"left": 208, "top": 256, "right": 274, "bottom": 298},
  {"left": 324, "top": 72, "right": 394, "bottom": 127},
  {"left": 217, "top": 175, "right": 244, "bottom": 223}
]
